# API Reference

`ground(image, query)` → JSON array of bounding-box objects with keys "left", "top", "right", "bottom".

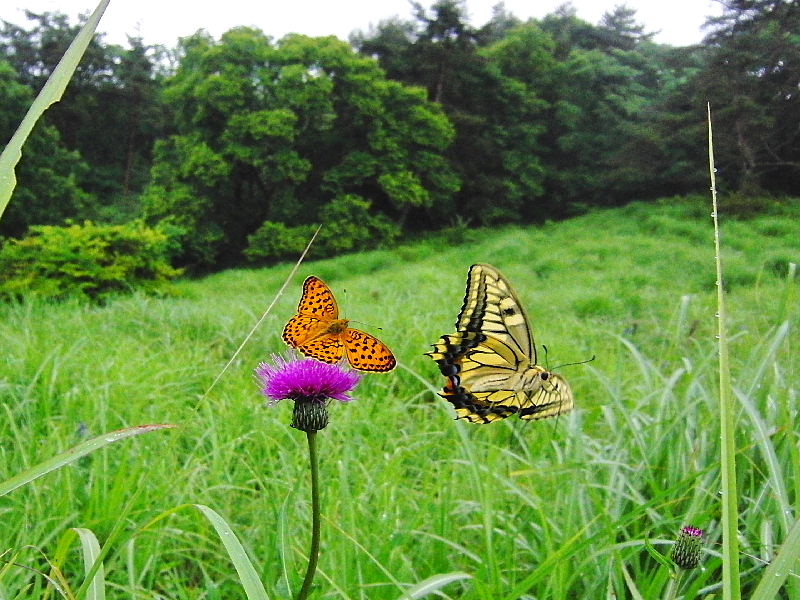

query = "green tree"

[
  {"left": 475, "top": 3, "right": 522, "bottom": 46},
  {"left": 0, "top": 11, "right": 166, "bottom": 209},
  {"left": 142, "top": 28, "right": 457, "bottom": 267},
  {"left": 693, "top": 0, "right": 800, "bottom": 194},
  {"left": 0, "top": 220, "right": 181, "bottom": 302},
  {"left": 611, "top": 43, "right": 708, "bottom": 199},
  {"left": 354, "top": 0, "right": 549, "bottom": 225},
  {"left": 596, "top": 4, "right": 653, "bottom": 51},
  {"left": 534, "top": 6, "right": 691, "bottom": 206},
  {"left": 0, "top": 59, "right": 92, "bottom": 237}
]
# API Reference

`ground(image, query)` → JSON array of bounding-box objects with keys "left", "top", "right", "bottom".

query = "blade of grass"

[
  {"left": 749, "top": 517, "right": 800, "bottom": 600},
  {"left": 394, "top": 572, "right": 473, "bottom": 599},
  {"left": 618, "top": 559, "right": 645, "bottom": 600},
  {"left": 452, "top": 423, "right": 501, "bottom": 596},
  {"left": 193, "top": 504, "right": 271, "bottom": 600},
  {"left": 0, "top": 0, "right": 111, "bottom": 220},
  {"left": 743, "top": 321, "right": 790, "bottom": 400},
  {"left": 73, "top": 486, "right": 144, "bottom": 600},
  {"left": 708, "top": 103, "right": 741, "bottom": 599},
  {"left": 277, "top": 491, "right": 295, "bottom": 597},
  {"left": 0, "top": 424, "right": 175, "bottom": 497},
  {"left": 775, "top": 262, "right": 797, "bottom": 324},
  {"left": 72, "top": 528, "right": 105, "bottom": 600},
  {"left": 735, "top": 387, "right": 791, "bottom": 532}
]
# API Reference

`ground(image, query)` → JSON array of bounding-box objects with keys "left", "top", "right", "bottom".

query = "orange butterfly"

[{"left": 282, "top": 276, "right": 396, "bottom": 372}]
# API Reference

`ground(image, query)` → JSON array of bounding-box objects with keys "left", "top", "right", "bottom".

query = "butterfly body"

[
  {"left": 283, "top": 276, "right": 396, "bottom": 372},
  {"left": 426, "top": 264, "right": 573, "bottom": 424}
]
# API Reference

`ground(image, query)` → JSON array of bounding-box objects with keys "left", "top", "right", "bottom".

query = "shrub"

[
  {"left": 245, "top": 194, "right": 400, "bottom": 262},
  {"left": 244, "top": 221, "right": 318, "bottom": 263},
  {"left": 718, "top": 192, "right": 779, "bottom": 219},
  {"left": 314, "top": 194, "right": 400, "bottom": 254},
  {"left": 0, "top": 220, "right": 183, "bottom": 302}
]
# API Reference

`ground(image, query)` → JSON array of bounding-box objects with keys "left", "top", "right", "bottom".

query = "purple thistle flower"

[
  {"left": 672, "top": 525, "right": 704, "bottom": 570},
  {"left": 681, "top": 526, "right": 704, "bottom": 538},
  {"left": 255, "top": 353, "right": 362, "bottom": 431}
]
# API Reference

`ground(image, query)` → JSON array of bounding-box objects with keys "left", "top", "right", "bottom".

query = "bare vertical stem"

[
  {"left": 296, "top": 431, "right": 321, "bottom": 600},
  {"left": 708, "top": 103, "right": 741, "bottom": 600}
]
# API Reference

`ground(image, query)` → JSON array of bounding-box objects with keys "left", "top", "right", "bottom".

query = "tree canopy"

[
  {"left": 141, "top": 29, "right": 456, "bottom": 267},
  {"left": 1, "top": 1, "right": 797, "bottom": 270}
]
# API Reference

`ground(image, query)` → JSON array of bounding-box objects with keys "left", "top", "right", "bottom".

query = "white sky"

[{"left": 0, "top": 0, "right": 723, "bottom": 48}]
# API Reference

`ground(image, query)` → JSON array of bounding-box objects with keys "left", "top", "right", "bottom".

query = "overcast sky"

[{"left": 0, "top": 0, "right": 723, "bottom": 48}]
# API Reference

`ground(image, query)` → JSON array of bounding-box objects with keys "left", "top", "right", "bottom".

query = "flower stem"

[{"left": 296, "top": 430, "right": 321, "bottom": 600}]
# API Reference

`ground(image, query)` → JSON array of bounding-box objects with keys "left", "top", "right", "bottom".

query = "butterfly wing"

[
  {"left": 426, "top": 263, "right": 573, "bottom": 424},
  {"left": 518, "top": 373, "right": 574, "bottom": 420},
  {"left": 344, "top": 328, "right": 397, "bottom": 372},
  {"left": 442, "top": 332, "right": 525, "bottom": 391},
  {"left": 297, "top": 334, "right": 346, "bottom": 364},
  {"left": 428, "top": 331, "right": 515, "bottom": 389},
  {"left": 455, "top": 263, "right": 535, "bottom": 363},
  {"left": 282, "top": 315, "right": 324, "bottom": 347},
  {"left": 283, "top": 276, "right": 396, "bottom": 372},
  {"left": 441, "top": 372, "right": 573, "bottom": 424},
  {"left": 297, "top": 276, "right": 339, "bottom": 319},
  {"left": 283, "top": 276, "right": 339, "bottom": 348}
]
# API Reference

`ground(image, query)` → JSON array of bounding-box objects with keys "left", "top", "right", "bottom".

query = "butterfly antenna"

[
  {"left": 349, "top": 319, "right": 383, "bottom": 331},
  {"left": 201, "top": 224, "right": 323, "bottom": 400},
  {"left": 552, "top": 355, "right": 596, "bottom": 371}
]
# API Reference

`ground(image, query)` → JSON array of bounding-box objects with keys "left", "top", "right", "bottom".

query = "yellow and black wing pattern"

[{"left": 426, "top": 264, "right": 573, "bottom": 424}]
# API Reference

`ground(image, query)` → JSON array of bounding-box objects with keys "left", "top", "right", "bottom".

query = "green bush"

[
  {"left": 314, "top": 194, "right": 400, "bottom": 254},
  {"left": 245, "top": 194, "right": 400, "bottom": 262},
  {"left": 0, "top": 220, "right": 183, "bottom": 302},
  {"left": 243, "top": 221, "right": 318, "bottom": 263}
]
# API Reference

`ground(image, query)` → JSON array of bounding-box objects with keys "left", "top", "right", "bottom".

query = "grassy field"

[{"left": 1, "top": 195, "right": 798, "bottom": 599}]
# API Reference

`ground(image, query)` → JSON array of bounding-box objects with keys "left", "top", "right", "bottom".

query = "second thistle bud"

[{"left": 672, "top": 526, "right": 704, "bottom": 570}]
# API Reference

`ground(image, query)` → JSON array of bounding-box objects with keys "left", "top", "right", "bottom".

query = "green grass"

[{"left": 1, "top": 196, "right": 798, "bottom": 598}]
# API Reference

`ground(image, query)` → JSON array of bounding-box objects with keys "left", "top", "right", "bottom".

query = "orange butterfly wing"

[
  {"left": 283, "top": 275, "right": 395, "bottom": 372},
  {"left": 298, "top": 334, "right": 346, "bottom": 364},
  {"left": 283, "top": 315, "right": 327, "bottom": 347},
  {"left": 344, "top": 328, "right": 397, "bottom": 372},
  {"left": 282, "top": 276, "right": 339, "bottom": 347},
  {"left": 296, "top": 276, "right": 339, "bottom": 320}
]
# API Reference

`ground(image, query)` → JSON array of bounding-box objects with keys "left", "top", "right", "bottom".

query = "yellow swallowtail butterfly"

[{"left": 426, "top": 263, "right": 574, "bottom": 424}]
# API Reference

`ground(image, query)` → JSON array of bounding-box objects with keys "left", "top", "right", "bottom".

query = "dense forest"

[{"left": 0, "top": 0, "right": 798, "bottom": 272}]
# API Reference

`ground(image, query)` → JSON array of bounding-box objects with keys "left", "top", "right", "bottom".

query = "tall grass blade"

[
  {"left": 775, "top": 262, "right": 797, "bottom": 324},
  {"left": 394, "top": 572, "right": 472, "bottom": 599},
  {"left": 708, "top": 103, "right": 741, "bottom": 599},
  {"left": 72, "top": 528, "right": 105, "bottom": 600},
  {"left": 744, "top": 321, "right": 790, "bottom": 400},
  {"left": 326, "top": 518, "right": 416, "bottom": 599},
  {"left": 618, "top": 560, "right": 645, "bottom": 600},
  {"left": 276, "top": 492, "right": 295, "bottom": 597},
  {"left": 735, "top": 388, "right": 791, "bottom": 531},
  {"left": 0, "top": 424, "right": 174, "bottom": 497},
  {"left": 749, "top": 517, "right": 800, "bottom": 600},
  {"left": 193, "top": 504, "right": 271, "bottom": 600},
  {"left": 0, "top": 0, "right": 110, "bottom": 219},
  {"left": 203, "top": 224, "right": 321, "bottom": 397}
]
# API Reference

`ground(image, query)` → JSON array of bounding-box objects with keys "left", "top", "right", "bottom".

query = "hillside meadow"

[{"left": 1, "top": 196, "right": 798, "bottom": 599}]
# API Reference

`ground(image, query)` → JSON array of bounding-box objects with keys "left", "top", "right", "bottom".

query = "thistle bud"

[
  {"left": 672, "top": 526, "right": 704, "bottom": 570},
  {"left": 292, "top": 399, "right": 330, "bottom": 432}
]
